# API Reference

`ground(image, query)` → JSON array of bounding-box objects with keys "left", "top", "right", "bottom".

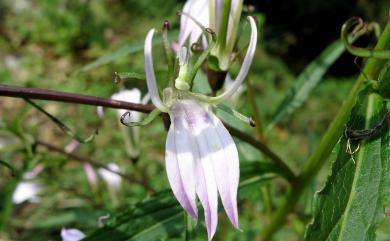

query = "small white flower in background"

[
  {"left": 12, "top": 182, "right": 42, "bottom": 204},
  {"left": 98, "top": 163, "right": 122, "bottom": 192},
  {"left": 84, "top": 163, "right": 98, "bottom": 189},
  {"left": 61, "top": 228, "right": 86, "bottom": 241},
  {"left": 96, "top": 88, "right": 149, "bottom": 120},
  {"left": 64, "top": 139, "right": 80, "bottom": 153},
  {"left": 144, "top": 16, "right": 257, "bottom": 240},
  {"left": 111, "top": 89, "right": 142, "bottom": 119},
  {"left": 12, "top": 164, "right": 44, "bottom": 204}
]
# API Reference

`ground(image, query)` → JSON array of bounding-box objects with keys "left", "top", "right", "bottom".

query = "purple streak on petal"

[
  {"left": 206, "top": 111, "right": 240, "bottom": 229},
  {"left": 179, "top": 100, "right": 219, "bottom": 240},
  {"left": 166, "top": 113, "right": 198, "bottom": 219}
]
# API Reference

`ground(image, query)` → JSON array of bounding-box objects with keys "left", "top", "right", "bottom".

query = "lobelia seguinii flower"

[{"left": 141, "top": 16, "right": 257, "bottom": 240}]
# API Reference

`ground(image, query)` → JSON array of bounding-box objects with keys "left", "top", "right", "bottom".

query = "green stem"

[
  {"left": 0, "top": 178, "right": 19, "bottom": 231},
  {"left": 246, "top": 77, "right": 264, "bottom": 140},
  {"left": 260, "top": 20, "right": 390, "bottom": 241},
  {"left": 185, "top": 212, "right": 195, "bottom": 241},
  {"left": 217, "top": 0, "right": 231, "bottom": 50},
  {"left": 162, "top": 21, "right": 175, "bottom": 83},
  {"left": 246, "top": 76, "right": 272, "bottom": 216}
]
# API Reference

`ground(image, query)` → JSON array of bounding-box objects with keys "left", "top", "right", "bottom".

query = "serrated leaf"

[
  {"left": 303, "top": 89, "right": 390, "bottom": 241},
  {"left": 268, "top": 40, "right": 346, "bottom": 131}
]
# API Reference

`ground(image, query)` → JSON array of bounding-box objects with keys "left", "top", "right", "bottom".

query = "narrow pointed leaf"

[
  {"left": 77, "top": 31, "right": 178, "bottom": 73},
  {"left": 268, "top": 40, "right": 346, "bottom": 131}
]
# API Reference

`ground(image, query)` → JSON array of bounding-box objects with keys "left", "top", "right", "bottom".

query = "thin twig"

[
  {"left": 0, "top": 85, "right": 153, "bottom": 113},
  {"left": 35, "top": 140, "right": 155, "bottom": 193}
]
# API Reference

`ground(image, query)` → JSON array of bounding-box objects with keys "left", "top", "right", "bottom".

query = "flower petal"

[
  {"left": 144, "top": 29, "right": 169, "bottom": 112},
  {"left": 212, "top": 16, "right": 257, "bottom": 103},
  {"left": 182, "top": 100, "right": 239, "bottom": 229},
  {"left": 174, "top": 100, "right": 219, "bottom": 240},
  {"left": 166, "top": 115, "right": 198, "bottom": 219},
  {"left": 206, "top": 110, "right": 240, "bottom": 229}
]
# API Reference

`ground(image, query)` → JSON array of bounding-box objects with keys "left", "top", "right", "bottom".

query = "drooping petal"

[
  {"left": 212, "top": 16, "right": 257, "bottom": 103},
  {"left": 144, "top": 29, "right": 169, "bottom": 112},
  {"left": 206, "top": 109, "right": 240, "bottom": 229},
  {"left": 183, "top": 100, "right": 239, "bottom": 229},
  {"left": 61, "top": 228, "right": 86, "bottom": 241},
  {"left": 166, "top": 115, "right": 198, "bottom": 219},
  {"left": 172, "top": 100, "right": 220, "bottom": 240}
]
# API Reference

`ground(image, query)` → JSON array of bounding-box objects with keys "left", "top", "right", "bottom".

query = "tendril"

[
  {"left": 341, "top": 17, "right": 390, "bottom": 59},
  {"left": 120, "top": 108, "right": 161, "bottom": 127},
  {"left": 191, "top": 42, "right": 204, "bottom": 52}
]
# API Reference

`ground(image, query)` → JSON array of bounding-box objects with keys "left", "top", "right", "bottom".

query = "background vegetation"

[{"left": 1, "top": 0, "right": 390, "bottom": 240}]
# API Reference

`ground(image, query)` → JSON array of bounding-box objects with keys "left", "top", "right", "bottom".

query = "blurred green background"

[{"left": 0, "top": 0, "right": 389, "bottom": 240}]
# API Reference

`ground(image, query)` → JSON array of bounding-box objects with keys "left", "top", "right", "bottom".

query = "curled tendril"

[
  {"left": 120, "top": 108, "right": 161, "bottom": 127},
  {"left": 205, "top": 28, "right": 217, "bottom": 42},
  {"left": 191, "top": 42, "right": 204, "bottom": 52},
  {"left": 24, "top": 98, "right": 98, "bottom": 143},
  {"left": 120, "top": 111, "right": 132, "bottom": 126},
  {"left": 341, "top": 17, "right": 390, "bottom": 59}
]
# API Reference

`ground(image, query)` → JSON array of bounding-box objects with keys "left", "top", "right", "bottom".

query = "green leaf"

[
  {"left": 77, "top": 30, "right": 178, "bottom": 74},
  {"left": 267, "top": 40, "right": 346, "bottom": 131},
  {"left": 303, "top": 89, "right": 390, "bottom": 241},
  {"left": 83, "top": 192, "right": 183, "bottom": 241},
  {"left": 83, "top": 161, "right": 276, "bottom": 241}
]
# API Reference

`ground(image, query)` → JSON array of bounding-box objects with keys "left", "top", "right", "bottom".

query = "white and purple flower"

[
  {"left": 61, "top": 228, "right": 86, "bottom": 241},
  {"left": 144, "top": 16, "right": 257, "bottom": 240}
]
